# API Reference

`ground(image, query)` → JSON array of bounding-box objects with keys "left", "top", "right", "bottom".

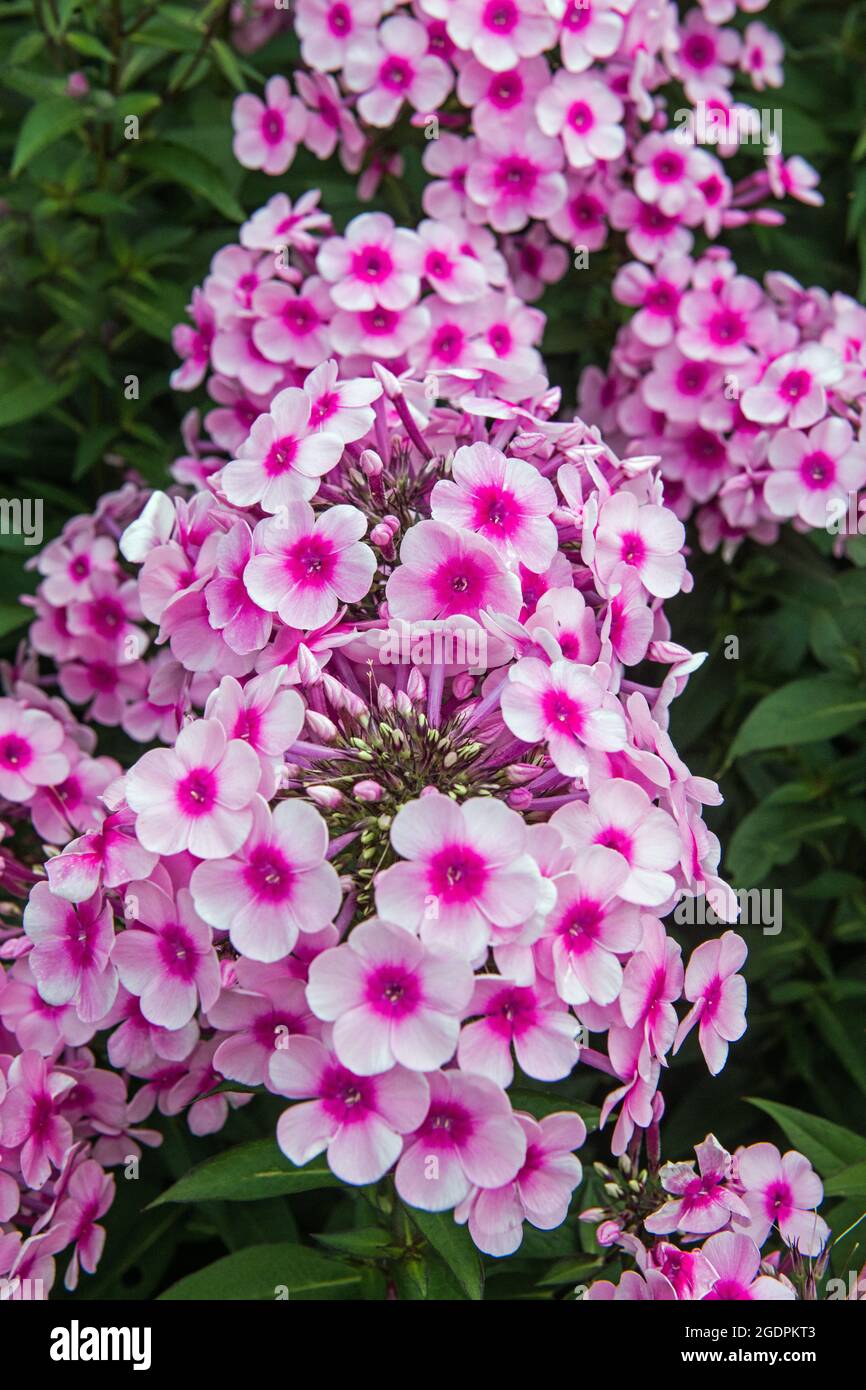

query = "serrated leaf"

[
  {"left": 11, "top": 96, "right": 87, "bottom": 176},
  {"left": 151, "top": 1138, "right": 340, "bottom": 1205},
  {"left": 159, "top": 1243, "right": 362, "bottom": 1301}
]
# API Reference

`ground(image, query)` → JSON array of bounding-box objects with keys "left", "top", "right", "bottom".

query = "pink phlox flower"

[{"left": 673, "top": 930, "right": 747, "bottom": 1074}]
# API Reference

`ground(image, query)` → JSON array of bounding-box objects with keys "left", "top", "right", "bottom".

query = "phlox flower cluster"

[
  {"left": 582, "top": 1132, "right": 830, "bottom": 1299},
  {"left": 0, "top": 679, "right": 161, "bottom": 1300},
  {"left": 227, "top": 0, "right": 816, "bottom": 299},
  {"left": 6, "top": 190, "right": 831, "bottom": 1299},
  {"left": 578, "top": 250, "right": 866, "bottom": 553}
]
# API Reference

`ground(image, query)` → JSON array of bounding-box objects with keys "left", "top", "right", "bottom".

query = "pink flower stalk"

[
  {"left": 395, "top": 1069, "right": 527, "bottom": 1210},
  {"left": 306, "top": 919, "right": 475, "bottom": 1074},
  {"left": 270, "top": 1035, "right": 430, "bottom": 1184},
  {"left": 125, "top": 717, "right": 261, "bottom": 858},
  {"left": 190, "top": 795, "right": 342, "bottom": 961}
]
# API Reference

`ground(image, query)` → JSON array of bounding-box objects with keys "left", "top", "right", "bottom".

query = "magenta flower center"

[
  {"left": 0, "top": 734, "right": 33, "bottom": 771},
  {"left": 483, "top": 0, "right": 519, "bottom": 33},
  {"left": 595, "top": 825, "right": 633, "bottom": 860},
  {"left": 360, "top": 307, "right": 399, "bottom": 336},
  {"left": 431, "top": 552, "right": 489, "bottom": 612},
  {"left": 322, "top": 1064, "right": 372, "bottom": 1123},
  {"left": 285, "top": 533, "right": 337, "bottom": 586},
  {"left": 561, "top": 898, "right": 603, "bottom": 943},
  {"left": 431, "top": 323, "right": 466, "bottom": 362},
  {"left": 683, "top": 34, "right": 714, "bottom": 69},
  {"left": 177, "top": 766, "right": 218, "bottom": 817},
  {"left": 327, "top": 3, "right": 351, "bottom": 36},
  {"left": 380, "top": 57, "right": 412, "bottom": 92},
  {"left": 618, "top": 530, "right": 646, "bottom": 566},
  {"left": 567, "top": 101, "right": 595, "bottom": 134},
  {"left": 780, "top": 369, "right": 811, "bottom": 401},
  {"left": 366, "top": 965, "right": 421, "bottom": 1017},
  {"left": 564, "top": 1, "right": 592, "bottom": 32},
  {"left": 244, "top": 845, "right": 295, "bottom": 903},
  {"left": 495, "top": 157, "right": 537, "bottom": 195},
  {"left": 541, "top": 688, "right": 586, "bottom": 739},
  {"left": 282, "top": 299, "right": 319, "bottom": 335},
  {"left": 265, "top": 435, "right": 300, "bottom": 476},
  {"left": 490, "top": 72, "right": 523, "bottom": 108},
  {"left": 158, "top": 923, "right": 199, "bottom": 982},
  {"left": 653, "top": 152, "right": 685, "bottom": 183},
  {"left": 310, "top": 390, "right": 339, "bottom": 425},
  {"left": 423, "top": 1101, "right": 473, "bottom": 1146},
  {"left": 799, "top": 449, "right": 835, "bottom": 489},
  {"left": 708, "top": 308, "right": 746, "bottom": 346},
  {"left": 427, "top": 843, "right": 488, "bottom": 903},
  {"left": 262, "top": 109, "right": 285, "bottom": 146},
  {"left": 473, "top": 484, "right": 520, "bottom": 534}
]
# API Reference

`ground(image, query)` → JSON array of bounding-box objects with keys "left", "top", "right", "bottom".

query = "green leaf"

[
  {"left": 729, "top": 677, "right": 866, "bottom": 758},
  {"left": 314, "top": 1227, "right": 394, "bottom": 1256},
  {"left": 211, "top": 38, "right": 246, "bottom": 92},
  {"left": 129, "top": 139, "right": 244, "bottom": 222},
  {"left": 746, "top": 1099, "right": 866, "bottom": 1177},
  {"left": 11, "top": 97, "right": 87, "bottom": 176},
  {"left": 0, "top": 604, "right": 29, "bottom": 639},
  {"left": 0, "top": 375, "right": 76, "bottom": 427},
  {"left": 824, "top": 1162, "right": 866, "bottom": 1200},
  {"left": 159, "top": 1243, "right": 362, "bottom": 1301},
  {"left": 407, "top": 1208, "right": 484, "bottom": 1300},
  {"left": 65, "top": 30, "right": 115, "bottom": 62},
  {"left": 151, "top": 1139, "right": 340, "bottom": 1205}
]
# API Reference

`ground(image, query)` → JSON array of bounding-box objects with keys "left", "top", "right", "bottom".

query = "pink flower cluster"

[
  {"left": 0, "top": 678, "right": 161, "bottom": 1299},
  {"left": 12, "top": 187, "right": 770, "bottom": 1287},
  {"left": 579, "top": 250, "right": 866, "bottom": 552},
  {"left": 582, "top": 1132, "right": 829, "bottom": 1299},
  {"left": 227, "top": 0, "right": 816, "bottom": 299}
]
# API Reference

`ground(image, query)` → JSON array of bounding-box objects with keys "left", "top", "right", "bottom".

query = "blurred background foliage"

[{"left": 1, "top": 0, "right": 865, "bottom": 1298}]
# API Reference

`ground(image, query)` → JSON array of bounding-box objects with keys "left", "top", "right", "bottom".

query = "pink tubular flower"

[
  {"left": 306, "top": 919, "right": 474, "bottom": 1074},
  {"left": 244, "top": 503, "right": 376, "bottom": 630},
  {"left": 701, "top": 1231, "right": 795, "bottom": 1300},
  {"left": 540, "top": 846, "right": 639, "bottom": 1005},
  {"left": 395, "top": 1069, "right": 527, "bottom": 1211},
  {"left": 344, "top": 15, "right": 452, "bottom": 126},
  {"left": 552, "top": 779, "right": 682, "bottom": 906},
  {"left": 592, "top": 492, "right": 686, "bottom": 599},
  {"left": 190, "top": 795, "right": 342, "bottom": 962},
  {"left": 209, "top": 967, "right": 318, "bottom": 1087},
  {"left": 467, "top": 124, "right": 566, "bottom": 234},
  {"left": 736, "top": 1143, "right": 829, "bottom": 1256},
  {"left": 170, "top": 289, "right": 215, "bottom": 392},
  {"left": 111, "top": 882, "right": 220, "bottom": 1030},
  {"left": 444, "top": 0, "right": 557, "bottom": 71},
  {"left": 742, "top": 346, "right": 843, "bottom": 429},
  {"left": 456, "top": 976, "right": 580, "bottom": 1086},
  {"left": 764, "top": 418, "right": 866, "bottom": 528},
  {"left": 270, "top": 1035, "right": 430, "bottom": 1184},
  {"left": 232, "top": 77, "right": 307, "bottom": 176},
  {"left": 317, "top": 212, "right": 420, "bottom": 312},
  {"left": 249, "top": 277, "right": 333, "bottom": 369},
  {"left": 375, "top": 791, "right": 552, "bottom": 958},
  {"left": 53, "top": 1159, "right": 115, "bottom": 1291},
  {"left": 295, "top": 0, "right": 383, "bottom": 72},
  {"left": 431, "top": 442, "right": 558, "bottom": 573},
  {"left": 220, "top": 386, "right": 344, "bottom": 513},
  {"left": 619, "top": 914, "right": 684, "bottom": 1072},
  {"left": 0, "top": 1051, "right": 75, "bottom": 1188},
  {"left": 0, "top": 699, "right": 68, "bottom": 804},
  {"left": 501, "top": 657, "right": 626, "bottom": 778},
  {"left": 303, "top": 359, "right": 381, "bottom": 441},
  {"left": 125, "top": 717, "right": 261, "bottom": 858},
  {"left": 645, "top": 1134, "right": 749, "bottom": 1235},
  {"left": 385, "top": 520, "right": 522, "bottom": 622},
  {"left": 558, "top": 0, "right": 623, "bottom": 72},
  {"left": 535, "top": 72, "right": 625, "bottom": 170},
  {"left": 456, "top": 1110, "right": 585, "bottom": 1256},
  {"left": 44, "top": 809, "right": 158, "bottom": 903},
  {"left": 674, "top": 931, "right": 747, "bottom": 1074},
  {"left": 23, "top": 885, "right": 117, "bottom": 1024},
  {"left": 204, "top": 522, "right": 273, "bottom": 656}
]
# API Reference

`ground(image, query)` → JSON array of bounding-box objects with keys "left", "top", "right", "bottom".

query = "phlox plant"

[{"left": 0, "top": 0, "right": 864, "bottom": 1305}]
